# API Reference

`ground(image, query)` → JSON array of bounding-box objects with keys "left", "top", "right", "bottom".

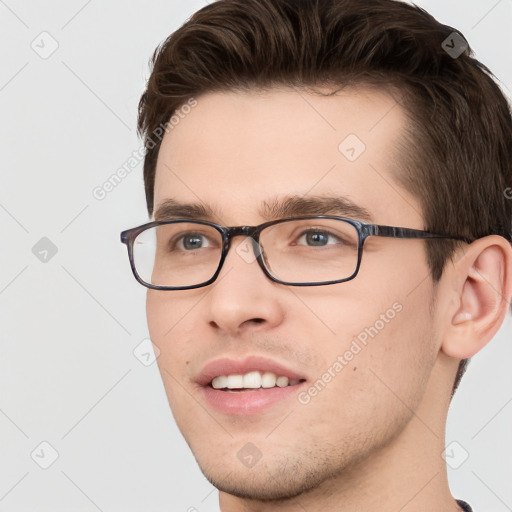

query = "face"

[{"left": 146, "top": 87, "right": 440, "bottom": 500}]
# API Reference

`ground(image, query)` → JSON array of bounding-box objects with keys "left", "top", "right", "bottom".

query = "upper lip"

[{"left": 196, "top": 355, "right": 308, "bottom": 387}]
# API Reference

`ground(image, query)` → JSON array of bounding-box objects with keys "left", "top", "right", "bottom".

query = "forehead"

[{"left": 153, "top": 86, "right": 422, "bottom": 227}]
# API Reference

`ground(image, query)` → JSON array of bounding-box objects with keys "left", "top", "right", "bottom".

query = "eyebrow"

[{"left": 153, "top": 195, "right": 374, "bottom": 223}]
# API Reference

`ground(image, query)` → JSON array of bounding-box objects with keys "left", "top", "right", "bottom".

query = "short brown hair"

[{"left": 137, "top": 0, "right": 512, "bottom": 393}]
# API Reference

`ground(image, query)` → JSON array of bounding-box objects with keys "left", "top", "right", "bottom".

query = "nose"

[{"left": 204, "top": 235, "right": 285, "bottom": 334}]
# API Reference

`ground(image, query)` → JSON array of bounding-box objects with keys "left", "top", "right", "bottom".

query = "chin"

[
  {"left": 191, "top": 445, "right": 353, "bottom": 503},
  {"left": 200, "top": 462, "right": 318, "bottom": 502}
]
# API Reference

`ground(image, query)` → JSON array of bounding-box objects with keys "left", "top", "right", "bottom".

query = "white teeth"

[
  {"left": 243, "top": 371, "right": 262, "bottom": 388},
  {"left": 211, "top": 371, "right": 302, "bottom": 390},
  {"left": 226, "top": 375, "right": 243, "bottom": 389},
  {"left": 261, "top": 372, "right": 277, "bottom": 388},
  {"left": 276, "top": 376, "right": 289, "bottom": 387},
  {"left": 211, "top": 375, "right": 228, "bottom": 389}
]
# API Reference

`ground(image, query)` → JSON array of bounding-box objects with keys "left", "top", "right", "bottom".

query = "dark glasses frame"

[{"left": 120, "top": 215, "right": 473, "bottom": 290}]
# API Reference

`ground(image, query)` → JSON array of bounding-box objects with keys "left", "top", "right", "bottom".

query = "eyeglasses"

[{"left": 120, "top": 216, "right": 472, "bottom": 290}]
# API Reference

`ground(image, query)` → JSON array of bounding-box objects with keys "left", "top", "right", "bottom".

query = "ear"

[{"left": 440, "top": 235, "right": 512, "bottom": 359}]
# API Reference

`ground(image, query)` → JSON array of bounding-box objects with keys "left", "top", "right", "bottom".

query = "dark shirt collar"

[{"left": 456, "top": 499, "right": 473, "bottom": 511}]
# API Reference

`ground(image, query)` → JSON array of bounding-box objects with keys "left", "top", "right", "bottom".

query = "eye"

[
  {"left": 295, "top": 229, "right": 341, "bottom": 247},
  {"left": 175, "top": 232, "right": 214, "bottom": 251}
]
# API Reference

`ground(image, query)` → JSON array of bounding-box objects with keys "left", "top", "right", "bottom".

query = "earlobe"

[{"left": 441, "top": 236, "right": 512, "bottom": 360}]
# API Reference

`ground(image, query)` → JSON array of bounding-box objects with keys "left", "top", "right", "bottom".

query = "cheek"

[
  {"left": 146, "top": 290, "right": 162, "bottom": 339},
  {"left": 293, "top": 251, "right": 436, "bottom": 420},
  {"left": 147, "top": 291, "right": 201, "bottom": 431},
  {"left": 146, "top": 290, "right": 198, "bottom": 341},
  {"left": 291, "top": 295, "right": 435, "bottom": 452},
  {"left": 146, "top": 291, "right": 192, "bottom": 386}
]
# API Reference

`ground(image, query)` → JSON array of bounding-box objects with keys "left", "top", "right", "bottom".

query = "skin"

[{"left": 146, "top": 86, "right": 512, "bottom": 511}]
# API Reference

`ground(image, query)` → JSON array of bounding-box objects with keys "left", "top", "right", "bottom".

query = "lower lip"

[{"left": 201, "top": 383, "right": 306, "bottom": 415}]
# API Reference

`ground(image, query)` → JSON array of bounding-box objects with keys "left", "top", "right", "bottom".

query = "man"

[{"left": 121, "top": 0, "right": 512, "bottom": 510}]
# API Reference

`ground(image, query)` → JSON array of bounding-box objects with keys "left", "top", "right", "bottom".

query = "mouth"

[
  {"left": 209, "top": 370, "right": 306, "bottom": 392},
  {"left": 196, "top": 355, "right": 308, "bottom": 414}
]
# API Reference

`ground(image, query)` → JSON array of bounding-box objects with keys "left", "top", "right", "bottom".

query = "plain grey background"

[{"left": 1, "top": 1, "right": 511, "bottom": 511}]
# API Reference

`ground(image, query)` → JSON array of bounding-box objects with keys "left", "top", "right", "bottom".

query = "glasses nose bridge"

[
  {"left": 224, "top": 225, "right": 260, "bottom": 244},
  {"left": 222, "top": 225, "right": 263, "bottom": 267}
]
